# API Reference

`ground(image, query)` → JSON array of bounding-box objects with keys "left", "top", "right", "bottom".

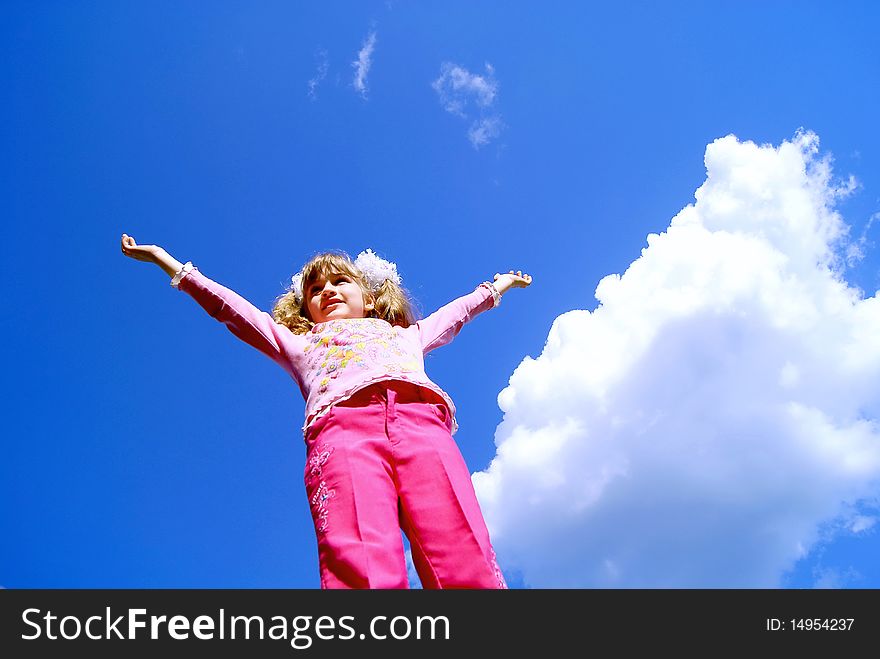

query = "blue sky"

[{"left": 2, "top": 1, "right": 879, "bottom": 588}]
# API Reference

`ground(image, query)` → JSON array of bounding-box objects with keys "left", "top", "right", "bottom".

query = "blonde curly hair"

[{"left": 272, "top": 252, "right": 417, "bottom": 334}]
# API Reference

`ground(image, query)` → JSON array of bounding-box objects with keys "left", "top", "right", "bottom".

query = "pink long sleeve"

[
  {"left": 176, "top": 268, "right": 307, "bottom": 386},
  {"left": 416, "top": 285, "right": 496, "bottom": 353},
  {"left": 174, "top": 268, "right": 496, "bottom": 434}
]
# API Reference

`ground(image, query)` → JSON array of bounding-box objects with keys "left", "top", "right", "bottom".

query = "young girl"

[{"left": 120, "top": 233, "right": 531, "bottom": 589}]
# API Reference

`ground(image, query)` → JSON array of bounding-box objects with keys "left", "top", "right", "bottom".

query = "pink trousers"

[{"left": 303, "top": 381, "right": 507, "bottom": 589}]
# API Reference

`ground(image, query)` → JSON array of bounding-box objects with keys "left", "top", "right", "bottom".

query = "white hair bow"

[{"left": 290, "top": 249, "right": 401, "bottom": 303}]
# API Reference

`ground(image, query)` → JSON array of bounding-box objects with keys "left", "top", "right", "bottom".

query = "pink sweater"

[{"left": 176, "top": 268, "right": 496, "bottom": 434}]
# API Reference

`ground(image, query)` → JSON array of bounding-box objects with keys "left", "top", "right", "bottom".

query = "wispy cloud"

[
  {"left": 849, "top": 515, "right": 876, "bottom": 533},
  {"left": 468, "top": 117, "right": 503, "bottom": 149},
  {"left": 352, "top": 31, "right": 377, "bottom": 98},
  {"left": 307, "top": 49, "right": 329, "bottom": 100},
  {"left": 474, "top": 131, "right": 880, "bottom": 587},
  {"left": 432, "top": 62, "right": 498, "bottom": 115},
  {"left": 432, "top": 62, "right": 503, "bottom": 149},
  {"left": 812, "top": 565, "right": 862, "bottom": 588},
  {"left": 845, "top": 211, "right": 879, "bottom": 267}
]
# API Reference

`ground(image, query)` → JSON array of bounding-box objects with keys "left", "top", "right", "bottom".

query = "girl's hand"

[
  {"left": 121, "top": 234, "right": 164, "bottom": 264},
  {"left": 121, "top": 234, "right": 185, "bottom": 278},
  {"left": 493, "top": 270, "right": 533, "bottom": 295}
]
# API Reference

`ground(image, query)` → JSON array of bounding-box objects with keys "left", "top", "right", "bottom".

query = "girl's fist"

[{"left": 121, "top": 234, "right": 162, "bottom": 263}]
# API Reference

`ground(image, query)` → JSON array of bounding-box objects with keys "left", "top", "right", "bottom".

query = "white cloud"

[
  {"left": 849, "top": 515, "right": 876, "bottom": 534},
  {"left": 846, "top": 211, "right": 879, "bottom": 267},
  {"left": 432, "top": 62, "right": 498, "bottom": 115},
  {"left": 474, "top": 131, "right": 880, "bottom": 587},
  {"left": 432, "top": 62, "right": 503, "bottom": 149},
  {"left": 307, "top": 49, "right": 329, "bottom": 100},
  {"left": 352, "top": 31, "right": 377, "bottom": 98},
  {"left": 468, "top": 117, "right": 503, "bottom": 149},
  {"left": 812, "top": 565, "right": 861, "bottom": 588}
]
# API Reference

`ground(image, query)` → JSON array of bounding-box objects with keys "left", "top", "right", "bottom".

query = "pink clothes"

[
  {"left": 174, "top": 267, "right": 507, "bottom": 588},
  {"left": 176, "top": 268, "right": 495, "bottom": 434},
  {"left": 305, "top": 381, "right": 506, "bottom": 588}
]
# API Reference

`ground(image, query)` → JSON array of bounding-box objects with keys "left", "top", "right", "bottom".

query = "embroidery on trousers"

[
  {"left": 306, "top": 444, "right": 336, "bottom": 534},
  {"left": 310, "top": 481, "right": 335, "bottom": 534}
]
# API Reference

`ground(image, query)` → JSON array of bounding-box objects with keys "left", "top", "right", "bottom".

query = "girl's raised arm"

[
  {"left": 120, "top": 234, "right": 305, "bottom": 382},
  {"left": 121, "top": 233, "right": 184, "bottom": 277},
  {"left": 416, "top": 270, "right": 532, "bottom": 353},
  {"left": 491, "top": 270, "right": 532, "bottom": 295}
]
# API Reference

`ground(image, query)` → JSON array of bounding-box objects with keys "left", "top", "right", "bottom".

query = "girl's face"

[{"left": 305, "top": 272, "right": 373, "bottom": 323}]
